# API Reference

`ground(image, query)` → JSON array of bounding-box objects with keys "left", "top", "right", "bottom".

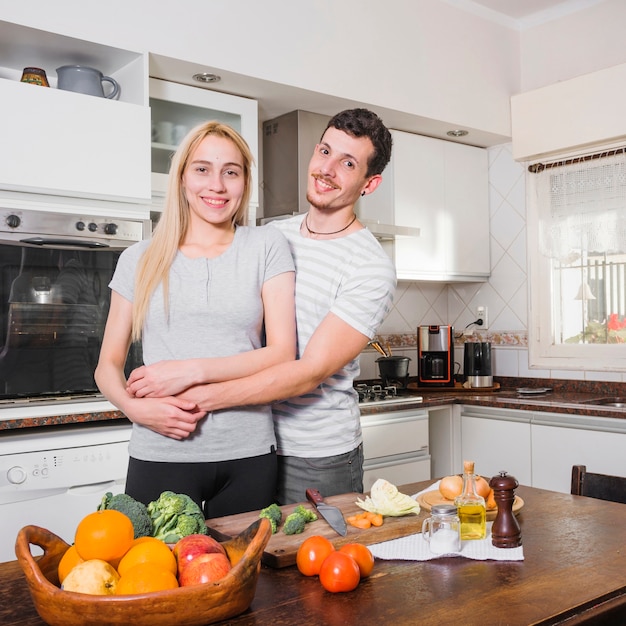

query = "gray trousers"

[{"left": 276, "top": 444, "right": 364, "bottom": 505}]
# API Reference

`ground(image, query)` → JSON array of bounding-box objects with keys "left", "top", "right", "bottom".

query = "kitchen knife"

[{"left": 305, "top": 488, "right": 347, "bottom": 536}]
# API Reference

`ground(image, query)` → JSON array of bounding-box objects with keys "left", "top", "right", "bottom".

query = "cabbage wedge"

[{"left": 356, "top": 479, "right": 420, "bottom": 516}]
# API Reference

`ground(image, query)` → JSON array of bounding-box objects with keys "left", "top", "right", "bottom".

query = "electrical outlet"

[{"left": 476, "top": 306, "right": 488, "bottom": 329}]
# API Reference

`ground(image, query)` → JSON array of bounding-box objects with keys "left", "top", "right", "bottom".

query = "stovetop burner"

[{"left": 355, "top": 384, "right": 422, "bottom": 406}]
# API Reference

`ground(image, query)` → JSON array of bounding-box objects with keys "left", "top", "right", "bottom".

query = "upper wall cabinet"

[
  {"left": 358, "top": 130, "right": 489, "bottom": 281},
  {"left": 149, "top": 78, "right": 259, "bottom": 222},
  {"left": 0, "top": 20, "right": 151, "bottom": 204}
]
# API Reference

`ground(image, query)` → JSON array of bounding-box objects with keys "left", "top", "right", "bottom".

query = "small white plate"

[{"left": 516, "top": 387, "right": 552, "bottom": 395}]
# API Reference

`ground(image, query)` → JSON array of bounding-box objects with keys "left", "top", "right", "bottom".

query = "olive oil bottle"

[{"left": 455, "top": 460, "right": 486, "bottom": 540}]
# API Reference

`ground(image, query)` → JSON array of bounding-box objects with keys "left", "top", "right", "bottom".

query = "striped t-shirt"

[{"left": 270, "top": 215, "right": 397, "bottom": 457}]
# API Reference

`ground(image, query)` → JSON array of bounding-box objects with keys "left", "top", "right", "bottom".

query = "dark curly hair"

[{"left": 323, "top": 108, "right": 392, "bottom": 178}]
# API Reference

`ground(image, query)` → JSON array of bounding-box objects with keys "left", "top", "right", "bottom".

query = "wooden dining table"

[{"left": 1, "top": 481, "right": 626, "bottom": 626}]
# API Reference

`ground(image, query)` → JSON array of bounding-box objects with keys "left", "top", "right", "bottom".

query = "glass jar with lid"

[{"left": 422, "top": 503, "right": 461, "bottom": 554}]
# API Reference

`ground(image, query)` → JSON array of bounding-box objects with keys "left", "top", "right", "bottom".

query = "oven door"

[{"left": 0, "top": 237, "right": 141, "bottom": 401}]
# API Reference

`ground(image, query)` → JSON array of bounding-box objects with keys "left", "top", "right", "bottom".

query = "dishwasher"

[{"left": 0, "top": 421, "right": 131, "bottom": 562}]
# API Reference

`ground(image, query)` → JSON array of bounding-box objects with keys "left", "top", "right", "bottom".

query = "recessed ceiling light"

[
  {"left": 447, "top": 129, "right": 469, "bottom": 137},
  {"left": 193, "top": 72, "right": 221, "bottom": 84}
]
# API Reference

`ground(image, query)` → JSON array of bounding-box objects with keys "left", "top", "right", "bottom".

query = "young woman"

[{"left": 95, "top": 121, "right": 296, "bottom": 518}]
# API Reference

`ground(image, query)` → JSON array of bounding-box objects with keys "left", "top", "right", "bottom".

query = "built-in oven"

[{"left": 0, "top": 208, "right": 147, "bottom": 406}]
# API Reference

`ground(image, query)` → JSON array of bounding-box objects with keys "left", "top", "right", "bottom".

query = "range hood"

[
  {"left": 260, "top": 110, "right": 419, "bottom": 240},
  {"left": 262, "top": 110, "right": 329, "bottom": 220}
]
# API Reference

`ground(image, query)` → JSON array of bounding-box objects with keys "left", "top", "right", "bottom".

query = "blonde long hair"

[{"left": 131, "top": 121, "right": 254, "bottom": 341}]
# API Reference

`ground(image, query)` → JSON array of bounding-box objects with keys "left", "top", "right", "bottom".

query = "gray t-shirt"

[{"left": 110, "top": 225, "right": 294, "bottom": 463}]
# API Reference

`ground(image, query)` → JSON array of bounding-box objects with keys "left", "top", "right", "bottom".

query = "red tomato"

[
  {"left": 339, "top": 543, "right": 375, "bottom": 578},
  {"left": 319, "top": 551, "right": 361, "bottom": 593},
  {"left": 296, "top": 535, "right": 335, "bottom": 577}
]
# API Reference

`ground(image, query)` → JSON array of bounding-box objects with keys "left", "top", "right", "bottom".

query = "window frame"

[{"left": 526, "top": 147, "right": 626, "bottom": 372}]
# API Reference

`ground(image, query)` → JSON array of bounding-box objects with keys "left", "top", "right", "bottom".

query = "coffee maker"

[{"left": 417, "top": 325, "right": 455, "bottom": 387}]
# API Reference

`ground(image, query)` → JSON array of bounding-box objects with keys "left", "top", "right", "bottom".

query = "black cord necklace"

[{"left": 304, "top": 213, "right": 357, "bottom": 236}]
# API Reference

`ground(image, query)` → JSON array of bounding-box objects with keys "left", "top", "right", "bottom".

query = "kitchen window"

[{"left": 527, "top": 146, "right": 626, "bottom": 371}]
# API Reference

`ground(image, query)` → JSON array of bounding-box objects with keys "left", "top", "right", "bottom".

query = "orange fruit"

[
  {"left": 74, "top": 509, "right": 135, "bottom": 564},
  {"left": 116, "top": 563, "right": 179, "bottom": 594},
  {"left": 57, "top": 545, "right": 85, "bottom": 584},
  {"left": 117, "top": 538, "right": 177, "bottom": 577},
  {"left": 132, "top": 536, "right": 161, "bottom": 546}
]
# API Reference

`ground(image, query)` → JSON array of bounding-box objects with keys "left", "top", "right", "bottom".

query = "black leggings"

[{"left": 125, "top": 448, "right": 277, "bottom": 519}]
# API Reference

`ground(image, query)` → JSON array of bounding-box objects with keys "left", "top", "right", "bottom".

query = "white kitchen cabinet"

[
  {"left": 428, "top": 406, "right": 456, "bottom": 478},
  {"left": 358, "top": 130, "right": 489, "bottom": 281},
  {"left": 458, "top": 406, "right": 532, "bottom": 485},
  {"left": 361, "top": 408, "right": 430, "bottom": 491},
  {"left": 149, "top": 78, "right": 259, "bottom": 222},
  {"left": 0, "top": 20, "right": 151, "bottom": 204},
  {"left": 531, "top": 412, "right": 626, "bottom": 494}
]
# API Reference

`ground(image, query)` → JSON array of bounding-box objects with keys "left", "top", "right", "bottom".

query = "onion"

[
  {"left": 439, "top": 474, "right": 490, "bottom": 500},
  {"left": 439, "top": 475, "right": 463, "bottom": 500},
  {"left": 475, "top": 476, "right": 491, "bottom": 499}
]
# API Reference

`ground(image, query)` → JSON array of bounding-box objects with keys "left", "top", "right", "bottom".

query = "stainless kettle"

[
  {"left": 463, "top": 342, "right": 493, "bottom": 388},
  {"left": 56, "top": 65, "right": 120, "bottom": 99}
]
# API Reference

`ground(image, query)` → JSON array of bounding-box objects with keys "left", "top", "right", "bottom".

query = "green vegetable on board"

[
  {"left": 98, "top": 492, "right": 153, "bottom": 539},
  {"left": 355, "top": 479, "right": 421, "bottom": 517},
  {"left": 282, "top": 504, "right": 318, "bottom": 535},
  {"left": 259, "top": 503, "right": 283, "bottom": 534}
]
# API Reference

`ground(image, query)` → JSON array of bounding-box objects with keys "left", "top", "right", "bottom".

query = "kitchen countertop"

[
  {"left": 2, "top": 480, "right": 626, "bottom": 625},
  {"left": 359, "top": 377, "right": 626, "bottom": 420},
  {"left": 1, "top": 377, "right": 626, "bottom": 431}
]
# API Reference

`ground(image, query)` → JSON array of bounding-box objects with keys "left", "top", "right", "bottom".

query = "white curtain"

[{"left": 528, "top": 149, "right": 626, "bottom": 259}]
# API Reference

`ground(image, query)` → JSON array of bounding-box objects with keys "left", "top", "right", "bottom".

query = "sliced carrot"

[
  {"left": 348, "top": 517, "right": 371, "bottom": 529},
  {"left": 346, "top": 510, "right": 384, "bottom": 529},
  {"left": 366, "top": 513, "right": 384, "bottom": 526}
]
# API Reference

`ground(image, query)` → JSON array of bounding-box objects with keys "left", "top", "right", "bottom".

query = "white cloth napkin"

[{"left": 368, "top": 481, "right": 524, "bottom": 562}]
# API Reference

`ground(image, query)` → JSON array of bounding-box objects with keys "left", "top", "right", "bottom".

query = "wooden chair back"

[{"left": 571, "top": 465, "right": 626, "bottom": 504}]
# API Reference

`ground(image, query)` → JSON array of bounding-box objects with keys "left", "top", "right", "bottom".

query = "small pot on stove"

[{"left": 376, "top": 356, "right": 411, "bottom": 389}]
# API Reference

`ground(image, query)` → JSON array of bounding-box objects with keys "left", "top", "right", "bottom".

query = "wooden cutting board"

[{"left": 205, "top": 492, "right": 425, "bottom": 568}]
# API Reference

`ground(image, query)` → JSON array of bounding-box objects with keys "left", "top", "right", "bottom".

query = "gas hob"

[{"left": 355, "top": 384, "right": 422, "bottom": 407}]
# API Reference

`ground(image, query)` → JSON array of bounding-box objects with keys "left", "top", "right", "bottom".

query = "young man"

[{"left": 127, "top": 108, "right": 397, "bottom": 504}]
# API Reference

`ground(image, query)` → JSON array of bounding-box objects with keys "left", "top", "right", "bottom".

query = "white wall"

[
  {"left": 0, "top": 0, "right": 519, "bottom": 138},
  {"left": 520, "top": 0, "right": 626, "bottom": 92}
]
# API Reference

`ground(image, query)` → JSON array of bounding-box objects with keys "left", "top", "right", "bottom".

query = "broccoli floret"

[
  {"left": 282, "top": 510, "right": 308, "bottom": 535},
  {"left": 259, "top": 503, "right": 282, "bottom": 534},
  {"left": 146, "top": 491, "right": 208, "bottom": 543},
  {"left": 98, "top": 492, "right": 153, "bottom": 538},
  {"left": 281, "top": 504, "right": 319, "bottom": 535},
  {"left": 292, "top": 504, "right": 317, "bottom": 523}
]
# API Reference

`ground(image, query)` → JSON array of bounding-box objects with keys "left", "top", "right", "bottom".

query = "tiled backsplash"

[{"left": 361, "top": 143, "right": 626, "bottom": 384}]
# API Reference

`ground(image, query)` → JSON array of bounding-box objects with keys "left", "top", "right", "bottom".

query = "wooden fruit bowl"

[{"left": 15, "top": 518, "right": 271, "bottom": 626}]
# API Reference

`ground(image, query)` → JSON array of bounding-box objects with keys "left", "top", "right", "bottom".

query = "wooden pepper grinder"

[{"left": 489, "top": 471, "right": 522, "bottom": 548}]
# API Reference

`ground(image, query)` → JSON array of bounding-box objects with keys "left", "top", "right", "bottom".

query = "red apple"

[
  {"left": 173, "top": 534, "right": 227, "bottom": 573},
  {"left": 178, "top": 552, "right": 231, "bottom": 586}
]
